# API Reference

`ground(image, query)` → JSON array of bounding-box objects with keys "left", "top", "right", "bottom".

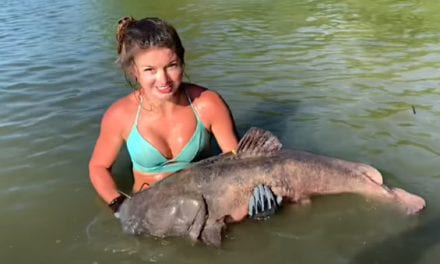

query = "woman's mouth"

[{"left": 157, "top": 84, "right": 173, "bottom": 94}]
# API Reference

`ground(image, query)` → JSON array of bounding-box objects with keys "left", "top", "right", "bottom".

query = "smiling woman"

[
  {"left": 88, "top": 16, "right": 238, "bottom": 204},
  {"left": 88, "top": 16, "right": 277, "bottom": 218}
]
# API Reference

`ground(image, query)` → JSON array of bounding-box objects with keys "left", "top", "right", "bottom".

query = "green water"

[{"left": 1, "top": 0, "right": 439, "bottom": 263}]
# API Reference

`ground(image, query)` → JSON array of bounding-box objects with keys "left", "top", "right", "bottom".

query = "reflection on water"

[
  {"left": 353, "top": 217, "right": 440, "bottom": 264},
  {"left": 1, "top": 0, "right": 439, "bottom": 263}
]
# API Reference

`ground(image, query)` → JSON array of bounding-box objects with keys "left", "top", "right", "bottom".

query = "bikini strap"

[
  {"left": 133, "top": 96, "right": 143, "bottom": 126},
  {"left": 184, "top": 87, "right": 202, "bottom": 121}
]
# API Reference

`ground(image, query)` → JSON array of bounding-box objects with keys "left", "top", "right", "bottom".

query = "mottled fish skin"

[{"left": 118, "top": 127, "right": 426, "bottom": 247}]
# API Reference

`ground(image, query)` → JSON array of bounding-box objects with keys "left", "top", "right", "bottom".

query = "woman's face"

[{"left": 131, "top": 47, "right": 184, "bottom": 100}]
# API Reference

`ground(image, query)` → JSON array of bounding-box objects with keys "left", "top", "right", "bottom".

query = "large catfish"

[{"left": 118, "top": 127, "right": 426, "bottom": 247}]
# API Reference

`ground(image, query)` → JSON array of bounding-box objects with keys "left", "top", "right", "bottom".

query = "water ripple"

[{"left": 1, "top": 0, "right": 440, "bottom": 263}]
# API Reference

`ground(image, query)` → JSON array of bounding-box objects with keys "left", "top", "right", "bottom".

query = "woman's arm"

[
  {"left": 199, "top": 90, "right": 238, "bottom": 152},
  {"left": 89, "top": 105, "right": 125, "bottom": 204}
]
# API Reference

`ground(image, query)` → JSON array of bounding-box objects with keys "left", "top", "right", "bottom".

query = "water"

[{"left": 1, "top": 0, "right": 439, "bottom": 263}]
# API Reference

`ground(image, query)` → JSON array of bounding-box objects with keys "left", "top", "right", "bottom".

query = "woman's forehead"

[{"left": 133, "top": 47, "right": 179, "bottom": 65}]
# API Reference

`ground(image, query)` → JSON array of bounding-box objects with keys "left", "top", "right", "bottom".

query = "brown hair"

[{"left": 115, "top": 16, "right": 185, "bottom": 80}]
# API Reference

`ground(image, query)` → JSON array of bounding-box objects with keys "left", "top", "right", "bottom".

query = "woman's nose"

[{"left": 156, "top": 69, "right": 169, "bottom": 84}]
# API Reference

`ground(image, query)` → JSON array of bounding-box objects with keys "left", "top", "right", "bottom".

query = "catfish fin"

[
  {"left": 200, "top": 219, "right": 225, "bottom": 247},
  {"left": 236, "top": 127, "right": 283, "bottom": 157},
  {"left": 188, "top": 196, "right": 208, "bottom": 241}
]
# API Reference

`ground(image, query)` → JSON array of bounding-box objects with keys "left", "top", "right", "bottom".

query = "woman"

[{"left": 89, "top": 17, "right": 277, "bottom": 217}]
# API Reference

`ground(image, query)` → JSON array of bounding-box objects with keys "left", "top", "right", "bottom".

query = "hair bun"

[{"left": 116, "top": 16, "right": 136, "bottom": 54}]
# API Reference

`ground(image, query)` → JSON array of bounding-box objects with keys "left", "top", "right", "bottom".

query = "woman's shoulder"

[{"left": 101, "top": 93, "right": 138, "bottom": 128}]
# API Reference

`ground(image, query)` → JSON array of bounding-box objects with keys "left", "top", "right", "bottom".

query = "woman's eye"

[{"left": 144, "top": 68, "right": 153, "bottom": 72}]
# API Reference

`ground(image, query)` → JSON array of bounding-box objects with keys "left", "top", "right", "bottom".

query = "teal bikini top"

[{"left": 126, "top": 91, "right": 211, "bottom": 174}]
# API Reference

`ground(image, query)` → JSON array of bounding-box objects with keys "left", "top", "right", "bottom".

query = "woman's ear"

[{"left": 129, "top": 63, "right": 138, "bottom": 83}]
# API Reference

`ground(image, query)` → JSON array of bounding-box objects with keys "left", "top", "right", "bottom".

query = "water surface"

[{"left": 1, "top": 0, "right": 439, "bottom": 263}]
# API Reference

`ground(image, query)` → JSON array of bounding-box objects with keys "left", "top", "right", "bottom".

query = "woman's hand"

[{"left": 108, "top": 195, "right": 127, "bottom": 218}]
